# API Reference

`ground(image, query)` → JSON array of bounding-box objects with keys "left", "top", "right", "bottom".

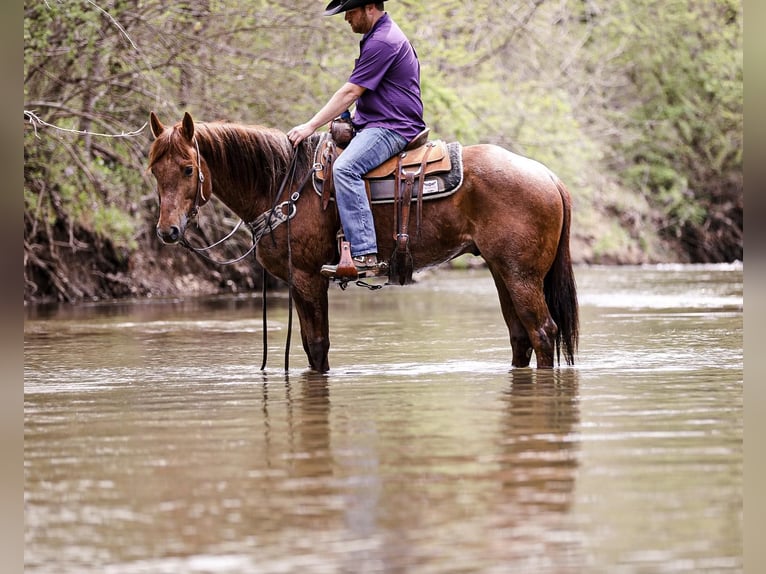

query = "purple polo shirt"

[{"left": 349, "top": 13, "right": 425, "bottom": 142}]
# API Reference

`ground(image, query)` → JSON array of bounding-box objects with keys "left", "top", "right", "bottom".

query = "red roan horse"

[{"left": 148, "top": 112, "right": 578, "bottom": 373}]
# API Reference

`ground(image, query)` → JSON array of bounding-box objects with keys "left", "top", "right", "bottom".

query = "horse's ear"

[
  {"left": 180, "top": 112, "right": 195, "bottom": 141},
  {"left": 149, "top": 111, "right": 165, "bottom": 139}
]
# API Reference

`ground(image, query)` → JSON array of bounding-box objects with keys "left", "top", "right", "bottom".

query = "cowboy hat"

[{"left": 323, "top": 0, "right": 386, "bottom": 16}]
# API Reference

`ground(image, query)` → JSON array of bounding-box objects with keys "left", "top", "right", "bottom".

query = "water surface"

[{"left": 24, "top": 264, "right": 743, "bottom": 572}]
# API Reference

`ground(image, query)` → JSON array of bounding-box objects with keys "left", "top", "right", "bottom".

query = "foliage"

[
  {"left": 23, "top": 0, "right": 742, "bottom": 302},
  {"left": 588, "top": 0, "right": 742, "bottom": 261}
]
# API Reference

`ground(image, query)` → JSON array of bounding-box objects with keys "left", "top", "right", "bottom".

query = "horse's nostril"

[{"left": 157, "top": 225, "right": 182, "bottom": 244}]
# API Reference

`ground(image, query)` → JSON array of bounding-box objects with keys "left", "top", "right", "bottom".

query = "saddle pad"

[{"left": 312, "top": 142, "right": 463, "bottom": 205}]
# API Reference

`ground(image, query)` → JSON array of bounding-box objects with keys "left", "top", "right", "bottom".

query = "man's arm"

[{"left": 287, "top": 82, "right": 365, "bottom": 147}]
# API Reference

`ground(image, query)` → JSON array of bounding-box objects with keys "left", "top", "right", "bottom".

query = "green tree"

[{"left": 590, "top": 0, "right": 742, "bottom": 261}]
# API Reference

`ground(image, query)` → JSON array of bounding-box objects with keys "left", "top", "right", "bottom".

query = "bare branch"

[
  {"left": 24, "top": 110, "right": 147, "bottom": 139},
  {"left": 85, "top": 0, "right": 139, "bottom": 51}
]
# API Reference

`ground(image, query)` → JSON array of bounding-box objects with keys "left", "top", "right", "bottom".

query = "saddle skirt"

[{"left": 312, "top": 136, "right": 463, "bottom": 204}]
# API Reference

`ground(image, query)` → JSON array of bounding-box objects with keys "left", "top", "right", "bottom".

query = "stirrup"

[
  {"left": 320, "top": 261, "right": 389, "bottom": 280},
  {"left": 320, "top": 242, "right": 388, "bottom": 280}
]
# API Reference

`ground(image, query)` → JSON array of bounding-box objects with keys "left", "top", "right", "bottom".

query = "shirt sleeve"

[{"left": 348, "top": 39, "right": 395, "bottom": 91}]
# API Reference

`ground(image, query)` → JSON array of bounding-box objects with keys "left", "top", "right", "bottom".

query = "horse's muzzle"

[{"left": 156, "top": 224, "right": 182, "bottom": 245}]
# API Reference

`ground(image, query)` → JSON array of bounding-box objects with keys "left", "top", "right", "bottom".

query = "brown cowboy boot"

[{"left": 321, "top": 254, "right": 388, "bottom": 280}]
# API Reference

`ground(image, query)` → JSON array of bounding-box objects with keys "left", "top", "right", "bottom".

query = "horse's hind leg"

[
  {"left": 488, "top": 263, "right": 558, "bottom": 368},
  {"left": 488, "top": 265, "right": 533, "bottom": 367},
  {"left": 291, "top": 271, "right": 331, "bottom": 373}
]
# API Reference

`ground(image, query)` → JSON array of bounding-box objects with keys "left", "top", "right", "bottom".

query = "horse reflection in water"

[
  {"left": 495, "top": 369, "right": 582, "bottom": 565},
  {"left": 148, "top": 112, "right": 578, "bottom": 372},
  {"left": 502, "top": 369, "right": 580, "bottom": 508},
  {"left": 251, "top": 370, "right": 581, "bottom": 569}
]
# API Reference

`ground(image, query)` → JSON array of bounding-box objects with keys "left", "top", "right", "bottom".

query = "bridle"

[
  {"left": 176, "top": 136, "right": 315, "bottom": 371},
  {"left": 179, "top": 135, "right": 257, "bottom": 265},
  {"left": 178, "top": 138, "right": 309, "bottom": 265},
  {"left": 188, "top": 136, "right": 207, "bottom": 220}
]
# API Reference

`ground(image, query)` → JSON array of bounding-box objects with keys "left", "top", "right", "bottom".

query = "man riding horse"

[
  {"left": 150, "top": 4, "right": 579, "bottom": 373},
  {"left": 287, "top": 0, "right": 425, "bottom": 279}
]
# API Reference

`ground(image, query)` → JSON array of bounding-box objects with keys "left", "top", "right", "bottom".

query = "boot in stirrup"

[{"left": 321, "top": 253, "right": 388, "bottom": 280}]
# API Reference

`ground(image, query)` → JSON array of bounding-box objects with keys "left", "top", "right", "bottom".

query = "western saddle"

[{"left": 314, "top": 125, "right": 454, "bottom": 285}]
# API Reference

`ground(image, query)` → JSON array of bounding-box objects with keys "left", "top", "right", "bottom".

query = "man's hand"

[
  {"left": 287, "top": 82, "right": 363, "bottom": 148},
  {"left": 287, "top": 123, "right": 315, "bottom": 148}
]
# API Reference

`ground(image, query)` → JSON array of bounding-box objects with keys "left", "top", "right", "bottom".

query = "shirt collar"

[{"left": 361, "top": 12, "right": 389, "bottom": 44}]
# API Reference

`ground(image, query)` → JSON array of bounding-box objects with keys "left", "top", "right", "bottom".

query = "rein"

[
  {"left": 179, "top": 139, "right": 315, "bottom": 372},
  {"left": 189, "top": 136, "right": 206, "bottom": 218},
  {"left": 256, "top": 150, "right": 316, "bottom": 373},
  {"left": 179, "top": 220, "right": 258, "bottom": 265},
  {"left": 179, "top": 137, "right": 258, "bottom": 265}
]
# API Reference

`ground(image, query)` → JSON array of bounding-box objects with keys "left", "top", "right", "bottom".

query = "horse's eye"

[{"left": 184, "top": 166, "right": 194, "bottom": 177}]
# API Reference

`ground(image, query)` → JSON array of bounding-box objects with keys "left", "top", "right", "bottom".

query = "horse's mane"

[{"left": 148, "top": 120, "right": 317, "bottom": 201}]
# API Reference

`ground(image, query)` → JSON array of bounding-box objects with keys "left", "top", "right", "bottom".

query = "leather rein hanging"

[
  {"left": 258, "top": 148, "right": 316, "bottom": 373},
  {"left": 179, "top": 138, "right": 314, "bottom": 371},
  {"left": 179, "top": 137, "right": 258, "bottom": 265}
]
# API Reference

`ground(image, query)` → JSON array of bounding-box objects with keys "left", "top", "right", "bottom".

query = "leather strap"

[
  {"left": 393, "top": 154, "right": 403, "bottom": 241},
  {"left": 398, "top": 171, "right": 414, "bottom": 254},
  {"left": 416, "top": 143, "right": 434, "bottom": 240},
  {"left": 321, "top": 141, "right": 336, "bottom": 211}
]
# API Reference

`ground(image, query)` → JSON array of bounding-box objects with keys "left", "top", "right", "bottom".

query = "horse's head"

[{"left": 148, "top": 111, "right": 213, "bottom": 244}]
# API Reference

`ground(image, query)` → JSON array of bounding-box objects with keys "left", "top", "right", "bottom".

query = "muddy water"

[{"left": 24, "top": 264, "right": 743, "bottom": 573}]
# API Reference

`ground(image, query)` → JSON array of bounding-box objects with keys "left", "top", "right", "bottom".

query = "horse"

[{"left": 147, "top": 111, "right": 578, "bottom": 373}]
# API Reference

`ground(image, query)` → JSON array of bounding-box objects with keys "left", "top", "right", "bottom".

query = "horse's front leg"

[{"left": 290, "top": 270, "right": 331, "bottom": 373}]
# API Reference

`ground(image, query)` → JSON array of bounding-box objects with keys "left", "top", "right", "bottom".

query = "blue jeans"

[{"left": 333, "top": 127, "right": 408, "bottom": 257}]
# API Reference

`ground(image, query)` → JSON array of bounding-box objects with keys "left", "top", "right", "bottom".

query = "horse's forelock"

[
  {"left": 147, "top": 125, "right": 194, "bottom": 170},
  {"left": 147, "top": 133, "right": 168, "bottom": 169}
]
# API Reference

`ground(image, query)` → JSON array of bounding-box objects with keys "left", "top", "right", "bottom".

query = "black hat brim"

[{"left": 323, "top": 0, "right": 377, "bottom": 16}]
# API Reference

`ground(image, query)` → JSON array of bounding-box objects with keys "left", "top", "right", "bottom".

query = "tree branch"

[{"left": 24, "top": 109, "right": 147, "bottom": 139}]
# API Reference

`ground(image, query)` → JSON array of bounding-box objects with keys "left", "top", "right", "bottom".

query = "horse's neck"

[
  {"left": 206, "top": 156, "right": 281, "bottom": 223},
  {"left": 210, "top": 172, "right": 267, "bottom": 223},
  {"left": 203, "top": 128, "right": 316, "bottom": 223}
]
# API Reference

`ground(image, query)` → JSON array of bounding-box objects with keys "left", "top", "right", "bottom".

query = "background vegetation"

[{"left": 23, "top": 0, "right": 742, "bottom": 303}]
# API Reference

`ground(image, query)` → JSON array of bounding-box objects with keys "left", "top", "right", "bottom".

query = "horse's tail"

[{"left": 544, "top": 176, "right": 579, "bottom": 366}]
